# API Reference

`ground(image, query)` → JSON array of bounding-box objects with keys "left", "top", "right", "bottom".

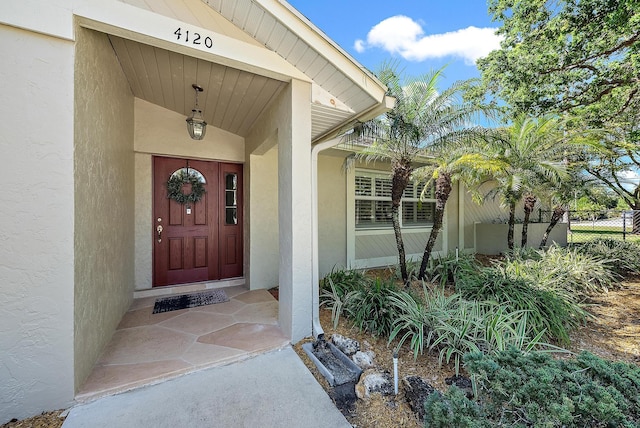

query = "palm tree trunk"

[
  {"left": 391, "top": 160, "right": 412, "bottom": 284},
  {"left": 418, "top": 173, "right": 452, "bottom": 280},
  {"left": 507, "top": 200, "right": 516, "bottom": 250},
  {"left": 391, "top": 205, "right": 407, "bottom": 282},
  {"left": 521, "top": 194, "right": 536, "bottom": 248},
  {"left": 540, "top": 205, "right": 565, "bottom": 248}
]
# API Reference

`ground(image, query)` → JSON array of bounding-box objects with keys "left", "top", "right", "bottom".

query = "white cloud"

[{"left": 357, "top": 15, "right": 503, "bottom": 65}]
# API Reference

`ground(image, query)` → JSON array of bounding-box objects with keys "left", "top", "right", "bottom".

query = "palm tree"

[
  {"left": 345, "top": 63, "right": 490, "bottom": 283},
  {"left": 538, "top": 170, "right": 594, "bottom": 247},
  {"left": 414, "top": 146, "right": 498, "bottom": 280},
  {"left": 484, "top": 115, "right": 568, "bottom": 250}
]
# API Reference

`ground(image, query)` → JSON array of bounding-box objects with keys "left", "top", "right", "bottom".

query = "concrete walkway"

[{"left": 63, "top": 347, "right": 350, "bottom": 428}]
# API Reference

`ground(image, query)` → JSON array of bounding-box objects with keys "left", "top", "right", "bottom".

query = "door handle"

[{"left": 156, "top": 225, "right": 163, "bottom": 243}]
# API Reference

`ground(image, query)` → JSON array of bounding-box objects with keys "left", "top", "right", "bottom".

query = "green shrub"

[
  {"left": 393, "top": 259, "right": 421, "bottom": 281},
  {"left": 320, "top": 266, "right": 367, "bottom": 296},
  {"left": 455, "top": 264, "right": 587, "bottom": 345},
  {"left": 320, "top": 270, "right": 405, "bottom": 336},
  {"left": 319, "top": 267, "right": 367, "bottom": 328},
  {"left": 577, "top": 238, "right": 640, "bottom": 277},
  {"left": 424, "top": 348, "right": 640, "bottom": 427},
  {"left": 424, "top": 387, "right": 489, "bottom": 428},
  {"left": 389, "top": 286, "right": 548, "bottom": 375},
  {"left": 422, "top": 252, "right": 479, "bottom": 286},
  {"left": 344, "top": 277, "right": 402, "bottom": 337},
  {"left": 504, "top": 246, "right": 617, "bottom": 299}
]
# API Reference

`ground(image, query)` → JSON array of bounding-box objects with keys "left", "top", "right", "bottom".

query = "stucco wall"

[
  {"left": 73, "top": 28, "right": 135, "bottom": 390},
  {"left": 475, "top": 223, "right": 569, "bottom": 255},
  {"left": 446, "top": 182, "right": 460, "bottom": 253},
  {"left": 133, "top": 99, "right": 245, "bottom": 290},
  {"left": 246, "top": 147, "right": 280, "bottom": 289},
  {"left": 317, "top": 153, "right": 347, "bottom": 276},
  {"left": 0, "top": 24, "right": 75, "bottom": 422}
]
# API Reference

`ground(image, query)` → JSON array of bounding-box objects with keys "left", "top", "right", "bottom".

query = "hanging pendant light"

[{"left": 186, "top": 84, "right": 207, "bottom": 140}]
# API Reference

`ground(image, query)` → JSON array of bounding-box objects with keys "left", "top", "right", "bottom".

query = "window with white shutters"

[{"left": 354, "top": 170, "right": 435, "bottom": 229}]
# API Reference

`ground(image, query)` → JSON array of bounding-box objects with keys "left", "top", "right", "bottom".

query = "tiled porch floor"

[{"left": 76, "top": 286, "right": 288, "bottom": 402}]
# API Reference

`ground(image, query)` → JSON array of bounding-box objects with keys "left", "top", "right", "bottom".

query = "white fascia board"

[
  {"left": 73, "top": 0, "right": 311, "bottom": 84},
  {"left": 0, "top": 0, "right": 74, "bottom": 40},
  {"left": 260, "top": 0, "right": 387, "bottom": 103}
]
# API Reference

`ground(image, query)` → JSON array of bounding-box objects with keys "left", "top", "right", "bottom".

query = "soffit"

[{"left": 202, "top": 0, "right": 385, "bottom": 115}]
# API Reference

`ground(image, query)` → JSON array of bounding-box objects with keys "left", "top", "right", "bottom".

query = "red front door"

[{"left": 153, "top": 156, "right": 243, "bottom": 287}]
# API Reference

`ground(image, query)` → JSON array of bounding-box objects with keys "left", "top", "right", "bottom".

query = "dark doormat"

[{"left": 152, "top": 289, "right": 229, "bottom": 314}]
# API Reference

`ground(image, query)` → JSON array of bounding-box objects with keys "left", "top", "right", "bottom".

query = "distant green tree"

[
  {"left": 476, "top": 0, "right": 640, "bottom": 121},
  {"left": 475, "top": 0, "right": 640, "bottom": 231}
]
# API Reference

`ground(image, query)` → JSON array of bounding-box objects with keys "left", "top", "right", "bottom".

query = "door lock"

[{"left": 156, "top": 225, "right": 163, "bottom": 243}]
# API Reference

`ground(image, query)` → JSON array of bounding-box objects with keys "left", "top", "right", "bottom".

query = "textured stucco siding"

[
  {"left": 133, "top": 99, "right": 245, "bottom": 290},
  {"left": 317, "top": 154, "right": 347, "bottom": 277},
  {"left": 475, "top": 223, "right": 568, "bottom": 255},
  {"left": 355, "top": 231, "right": 442, "bottom": 260},
  {"left": 73, "top": 28, "right": 135, "bottom": 391},
  {"left": 0, "top": 24, "right": 75, "bottom": 423},
  {"left": 245, "top": 146, "right": 280, "bottom": 290}
]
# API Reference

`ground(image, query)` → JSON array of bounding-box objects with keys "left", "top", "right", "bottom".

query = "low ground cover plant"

[
  {"left": 505, "top": 245, "right": 618, "bottom": 297},
  {"left": 454, "top": 263, "right": 587, "bottom": 345},
  {"left": 424, "top": 348, "right": 640, "bottom": 428},
  {"left": 389, "top": 286, "right": 547, "bottom": 375},
  {"left": 576, "top": 238, "right": 640, "bottom": 277},
  {"left": 319, "top": 239, "right": 640, "bottom": 426}
]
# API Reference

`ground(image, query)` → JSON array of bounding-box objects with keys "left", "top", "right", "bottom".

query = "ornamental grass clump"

[
  {"left": 503, "top": 245, "right": 617, "bottom": 299},
  {"left": 389, "top": 286, "right": 548, "bottom": 376},
  {"left": 319, "top": 267, "right": 367, "bottom": 328},
  {"left": 577, "top": 238, "right": 640, "bottom": 277},
  {"left": 424, "top": 348, "right": 640, "bottom": 428},
  {"left": 320, "top": 269, "right": 406, "bottom": 336},
  {"left": 421, "top": 252, "right": 479, "bottom": 286},
  {"left": 454, "top": 264, "right": 587, "bottom": 345},
  {"left": 344, "top": 277, "right": 403, "bottom": 337}
]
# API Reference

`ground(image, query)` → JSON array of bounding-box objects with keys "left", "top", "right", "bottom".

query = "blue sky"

[{"left": 287, "top": 0, "right": 502, "bottom": 85}]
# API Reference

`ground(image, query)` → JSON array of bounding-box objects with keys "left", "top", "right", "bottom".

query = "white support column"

[{"left": 277, "top": 79, "right": 313, "bottom": 342}]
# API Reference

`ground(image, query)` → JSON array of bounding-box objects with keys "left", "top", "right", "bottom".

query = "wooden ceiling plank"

[
  {"left": 220, "top": 70, "right": 253, "bottom": 131},
  {"left": 154, "top": 47, "right": 176, "bottom": 111},
  {"left": 168, "top": 51, "right": 186, "bottom": 115},
  {"left": 109, "top": 36, "right": 142, "bottom": 97},
  {"left": 237, "top": 79, "right": 284, "bottom": 136},
  {"left": 182, "top": 55, "right": 199, "bottom": 114},
  {"left": 211, "top": 67, "right": 239, "bottom": 127},
  {"left": 126, "top": 39, "right": 155, "bottom": 101},
  {"left": 140, "top": 44, "right": 165, "bottom": 106}
]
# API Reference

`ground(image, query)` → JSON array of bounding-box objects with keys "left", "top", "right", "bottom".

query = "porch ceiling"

[
  {"left": 106, "top": 0, "right": 388, "bottom": 141},
  {"left": 109, "top": 35, "right": 287, "bottom": 137}
]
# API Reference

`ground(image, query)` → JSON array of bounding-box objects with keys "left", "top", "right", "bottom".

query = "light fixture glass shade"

[{"left": 186, "top": 109, "right": 207, "bottom": 140}]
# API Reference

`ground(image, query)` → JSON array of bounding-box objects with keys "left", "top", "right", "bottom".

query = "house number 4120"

[{"left": 174, "top": 28, "right": 213, "bottom": 49}]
